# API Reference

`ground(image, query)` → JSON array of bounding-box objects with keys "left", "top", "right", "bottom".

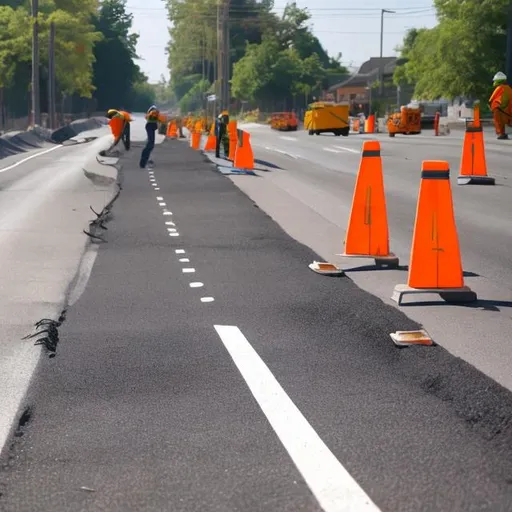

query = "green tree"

[
  {"left": 394, "top": 0, "right": 509, "bottom": 100},
  {"left": 92, "top": 0, "right": 144, "bottom": 110}
]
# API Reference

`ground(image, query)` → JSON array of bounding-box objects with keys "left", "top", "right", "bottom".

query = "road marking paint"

[
  {"left": 152, "top": 183, "right": 157, "bottom": 187},
  {"left": 201, "top": 297, "right": 214, "bottom": 302},
  {"left": 333, "top": 145, "right": 360, "bottom": 154},
  {"left": 190, "top": 282, "right": 203, "bottom": 288},
  {"left": 163, "top": 211, "right": 172, "bottom": 215},
  {"left": 179, "top": 258, "right": 189, "bottom": 262},
  {"left": 175, "top": 249, "right": 185, "bottom": 254},
  {"left": 170, "top": 233, "right": 179, "bottom": 237},
  {"left": 323, "top": 147, "right": 343, "bottom": 154},
  {"left": 182, "top": 268, "right": 195, "bottom": 273},
  {"left": 0, "top": 145, "right": 62, "bottom": 174},
  {"left": 213, "top": 325, "right": 380, "bottom": 512},
  {"left": 156, "top": 196, "right": 163, "bottom": 200},
  {"left": 275, "top": 149, "right": 297, "bottom": 159},
  {"left": 166, "top": 221, "right": 175, "bottom": 226},
  {"left": 280, "top": 136, "right": 297, "bottom": 141},
  {"left": 155, "top": 188, "right": 160, "bottom": 190},
  {"left": 159, "top": 202, "right": 166, "bottom": 206},
  {"left": 168, "top": 229, "right": 177, "bottom": 233}
]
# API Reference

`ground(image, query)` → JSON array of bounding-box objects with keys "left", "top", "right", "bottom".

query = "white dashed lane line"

[{"left": 150, "top": 171, "right": 215, "bottom": 303}]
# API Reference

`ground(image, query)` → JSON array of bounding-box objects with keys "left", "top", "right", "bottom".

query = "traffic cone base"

[
  {"left": 392, "top": 160, "right": 477, "bottom": 306},
  {"left": 337, "top": 252, "right": 399, "bottom": 268},
  {"left": 308, "top": 261, "right": 344, "bottom": 276},
  {"left": 391, "top": 284, "right": 477, "bottom": 306}
]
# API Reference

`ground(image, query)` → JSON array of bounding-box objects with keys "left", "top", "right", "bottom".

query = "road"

[
  {"left": 0, "top": 125, "right": 117, "bottom": 459},
  {"left": 0, "top": 122, "right": 512, "bottom": 511},
  {"left": 231, "top": 123, "right": 512, "bottom": 392}
]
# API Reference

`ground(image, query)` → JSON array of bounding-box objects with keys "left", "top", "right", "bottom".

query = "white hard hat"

[{"left": 493, "top": 71, "right": 507, "bottom": 82}]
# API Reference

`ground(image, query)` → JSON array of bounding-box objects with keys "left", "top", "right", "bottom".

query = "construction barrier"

[
  {"left": 457, "top": 103, "right": 495, "bottom": 185},
  {"left": 233, "top": 129, "right": 254, "bottom": 171},
  {"left": 340, "top": 140, "right": 398, "bottom": 267},
  {"left": 392, "top": 160, "right": 477, "bottom": 305},
  {"left": 364, "top": 114, "right": 376, "bottom": 134},
  {"left": 203, "top": 127, "right": 216, "bottom": 152},
  {"left": 166, "top": 120, "right": 178, "bottom": 138},
  {"left": 190, "top": 131, "right": 201, "bottom": 150},
  {"left": 227, "top": 120, "right": 238, "bottom": 161}
]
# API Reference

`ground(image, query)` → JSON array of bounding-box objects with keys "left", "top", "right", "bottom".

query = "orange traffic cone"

[
  {"left": 190, "top": 131, "right": 201, "bottom": 150},
  {"left": 457, "top": 103, "right": 495, "bottom": 185},
  {"left": 340, "top": 140, "right": 398, "bottom": 267},
  {"left": 204, "top": 132, "right": 216, "bottom": 152},
  {"left": 227, "top": 121, "right": 237, "bottom": 161},
  {"left": 233, "top": 129, "right": 254, "bottom": 171},
  {"left": 392, "top": 160, "right": 477, "bottom": 305},
  {"left": 167, "top": 121, "right": 177, "bottom": 138}
]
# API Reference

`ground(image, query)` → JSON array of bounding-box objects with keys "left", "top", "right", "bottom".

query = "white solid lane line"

[
  {"left": 201, "top": 297, "right": 214, "bottom": 302},
  {"left": 280, "top": 136, "right": 298, "bottom": 141},
  {"left": 0, "top": 145, "right": 62, "bottom": 174},
  {"left": 213, "top": 325, "right": 380, "bottom": 512}
]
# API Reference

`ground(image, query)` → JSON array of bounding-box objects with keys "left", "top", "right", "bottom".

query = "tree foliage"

[
  {"left": 0, "top": 0, "right": 154, "bottom": 120},
  {"left": 166, "top": 0, "right": 346, "bottom": 111},
  {"left": 394, "top": 0, "right": 509, "bottom": 100}
]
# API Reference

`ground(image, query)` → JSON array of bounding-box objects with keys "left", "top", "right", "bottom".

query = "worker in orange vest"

[
  {"left": 106, "top": 109, "right": 132, "bottom": 150},
  {"left": 488, "top": 72, "right": 512, "bottom": 140}
]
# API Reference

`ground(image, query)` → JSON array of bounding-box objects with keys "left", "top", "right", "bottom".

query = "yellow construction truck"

[{"left": 304, "top": 102, "right": 350, "bottom": 136}]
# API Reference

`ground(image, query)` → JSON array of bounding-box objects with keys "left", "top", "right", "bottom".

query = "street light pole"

[{"left": 379, "top": 9, "right": 395, "bottom": 96}]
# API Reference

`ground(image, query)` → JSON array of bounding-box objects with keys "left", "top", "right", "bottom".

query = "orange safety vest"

[
  {"left": 119, "top": 110, "right": 132, "bottom": 122},
  {"left": 489, "top": 84, "right": 512, "bottom": 114},
  {"left": 109, "top": 114, "right": 125, "bottom": 140}
]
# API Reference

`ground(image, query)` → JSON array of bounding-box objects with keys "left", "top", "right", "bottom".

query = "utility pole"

[
  {"left": 48, "top": 22, "right": 56, "bottom": 129},
  {"left": 31, "top": 0, "right": 40, "bottom": 126},
  {"left": 379, "top": 9, "right": 395, "bottom": 96},
  {"left": 216, "top": 1, "right": 222, "bottom": 115},
  {"left": 223, "top": 0, "right": 231, "bottom": 111},
  {"left": 507, "top": 0, "right": 512, "bottom": 84}
]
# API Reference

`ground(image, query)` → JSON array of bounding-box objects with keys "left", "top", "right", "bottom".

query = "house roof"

[{"left": 329, "top": 57, "right": 397, "bottom": 91}]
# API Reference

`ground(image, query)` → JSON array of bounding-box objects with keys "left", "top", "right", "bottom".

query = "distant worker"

[
  {"left": 106, "top": 109, "right": 131, "bottom": 150},
  {"left": 140, "top": 105, "right": 161, "bottom": 169},
  {"left": 215, "top": 110, "right": 229, "bottom": 159},
  {"left": 488, "top": 71, "right": 512, "bottom": 140}
]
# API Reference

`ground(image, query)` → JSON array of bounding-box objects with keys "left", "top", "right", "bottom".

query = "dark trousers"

[
  {"left": 215, "top": 124, "right": 226, "bottom": 158},
  {"left": 140, "top": 123, "right": 157, "bottom": 168},
  {"left": 122, "top": 122, "right": 130, "bottom": 150}
]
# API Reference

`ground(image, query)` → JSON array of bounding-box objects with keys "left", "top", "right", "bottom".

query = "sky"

[{"left": 126, "top": 0, "right": 438, "bottom": 84}]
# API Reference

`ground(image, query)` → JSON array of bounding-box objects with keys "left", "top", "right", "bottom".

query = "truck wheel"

[
  {"left": 308, "top": 130, "right": 314, "bottom": 135},
  {"left": 315, "top": 131, "right": 320, "bottom": 135},
  {"left": 334, "top": 131, "right": 341, "bottom": 136},
  {"left": 389, "top": 133, "right": 395, "bottom": 138},
  {"left": 341, "top": 127, "right": 350, "bottom": 137}
]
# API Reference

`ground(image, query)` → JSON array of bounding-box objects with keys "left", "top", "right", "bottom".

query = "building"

[{"left": 327, "top": 57, "right": 414, "bottom": 116}]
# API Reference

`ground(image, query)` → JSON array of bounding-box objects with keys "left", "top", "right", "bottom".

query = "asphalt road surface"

[
  {"left": 232, "top": 123, "right": 512, "bottom": 392},
  {"left": 1, "top": 136, "right": 512, "bottom": 511}
]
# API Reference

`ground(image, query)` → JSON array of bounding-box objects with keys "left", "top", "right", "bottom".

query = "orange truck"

[
  {"left": 270, "top": 112, "right": 298, "bottom": 131},
  {"left": 387, "top": 106, "right": 422, "bottom": 137}
]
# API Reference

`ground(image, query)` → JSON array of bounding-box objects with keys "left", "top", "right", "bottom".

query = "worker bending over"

[
  {"left": 106, "top": 109, "right": 132, "bottom": 150},
  {"left": 488, "top": 72, "right": 512, "bottom": 140}
]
